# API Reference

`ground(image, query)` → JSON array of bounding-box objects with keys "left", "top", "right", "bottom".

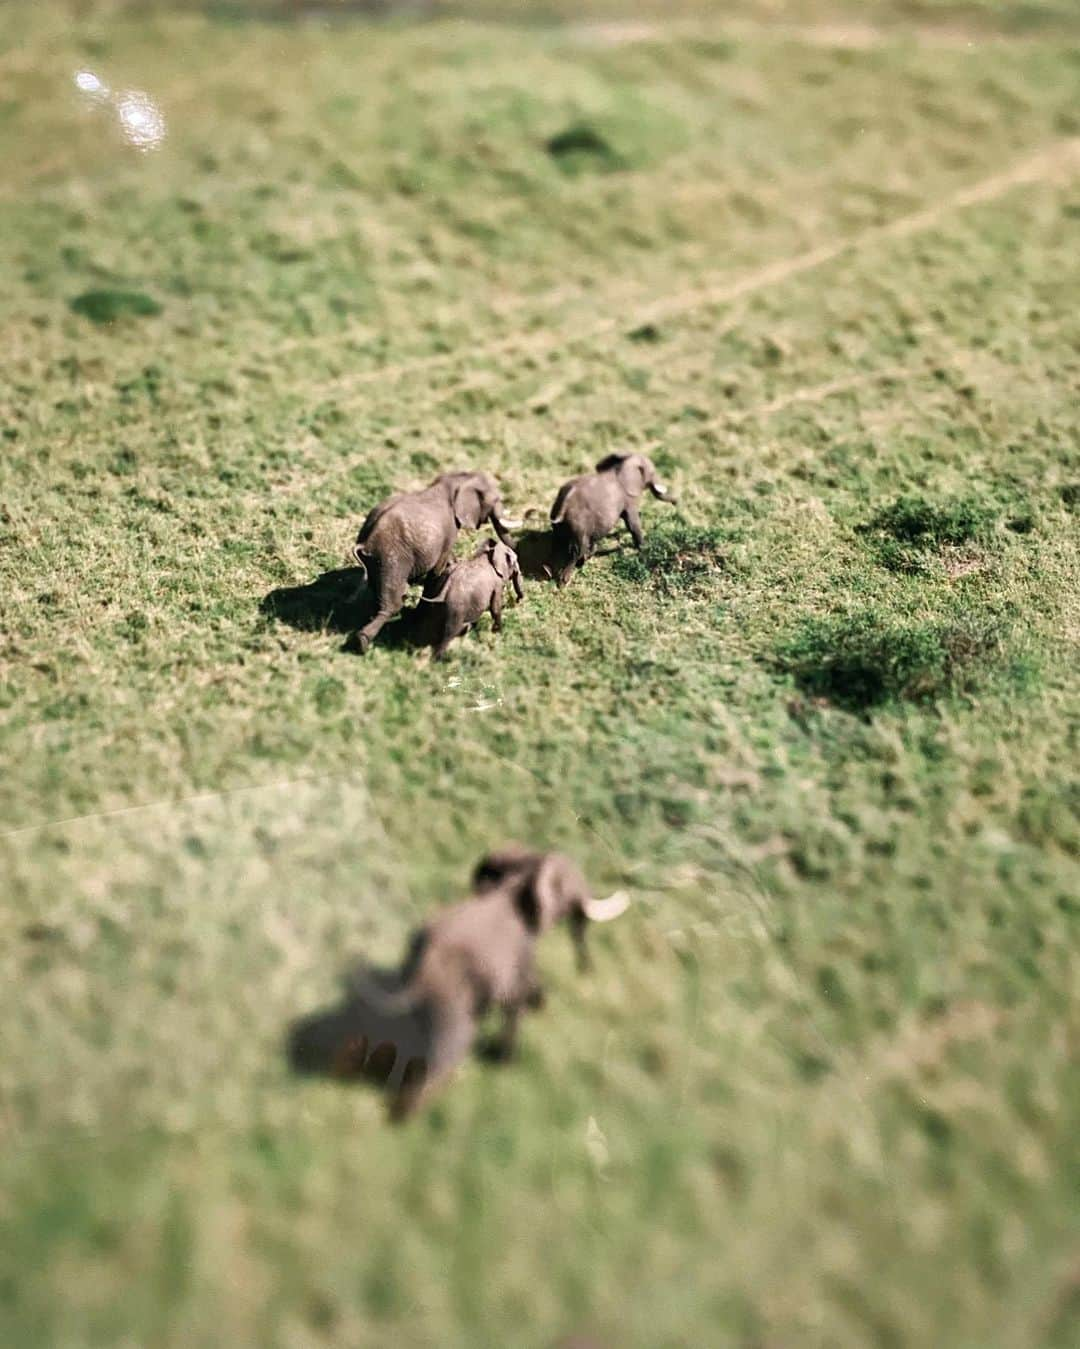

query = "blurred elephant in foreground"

[
  {"left": 349, "top": 470, "right": 520, "bottom": 652},
  {"left": 287, "top": 848, "right": 630, "bottom": 1121}
]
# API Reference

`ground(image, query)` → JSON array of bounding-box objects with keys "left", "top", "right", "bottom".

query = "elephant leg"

[
  {"left": 490, "top": 1002, "right": 522, "bottom": 1061},
  {"left": 432, "top": 541, "right": 457, "bottom": 577},
  {"left": 622, "top": 506, "right": 645, "bottom": 550},
  {"left": 521, "top": 965, "right": 545, "bottom": 1010},
  {"left": 570, "top": 908, "right": 592, "bottom": 974},
  {"left": 432, "top": 609, "right": 463, "bottom": 661},
  {"left": 555, "top": 546, "right": 581, "bottom": 587},
  {"left": 353, "top": 562, "right": 408, "bottom": 652},
  {"left": 389, "top": 1006, "right": 474, "bottom": 1122},
  {"left": 489, "top": 588, "right": 504, "bottom": 634}
]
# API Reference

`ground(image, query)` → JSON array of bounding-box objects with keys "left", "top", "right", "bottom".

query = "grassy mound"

[
  {"left": 857, "top": 494, "right": 998, "bottom": 572},
  {"left": 772, "top": 607, "right": 1030, "bottom": 711}
]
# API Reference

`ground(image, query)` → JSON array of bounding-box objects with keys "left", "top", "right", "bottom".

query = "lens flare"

[
  {"left": 74, "top": 69, "right": 109, "bottom": 99},
  {"left": 115, "top": 91, "right": 166, "bottom": 151}
]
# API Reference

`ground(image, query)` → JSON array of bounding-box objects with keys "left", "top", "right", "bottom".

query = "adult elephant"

[
  {"left": 350, "top": 470, "right": 520, "bottom": 652},
  {"left": 549, "top": 452, "right": 676, "bottom": 587}
]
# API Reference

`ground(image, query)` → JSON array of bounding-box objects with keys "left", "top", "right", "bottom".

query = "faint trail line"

[
  {"left": 0, "top": 771, "right": 371, "bottom": 841},
  {"left": 309, "top": 137, "right": 1080, "bottom": 407},
  {"left": 724, "top": 363, "right": 924, "bottom": 427},
  {"left": 622, "top": 138, "right": 1080, "bottom": 329},
  {"left": 14, "top": 138, "right": 1077, "bottom": 455},
  {"left": 570, "top": 17, "right": 1068, "bottom": 52},
  {"left": 620, "top": 363, "right": 929, "bottom": 463}
]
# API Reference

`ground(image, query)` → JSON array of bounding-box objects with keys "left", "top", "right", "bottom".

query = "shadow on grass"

[
  {"left": 513, "top": 529, "right": 561, "bottom": 582},
  {"left": 287, "top": 960, "right": 514, "bottom": 1112},
  {"left": 260, "top": 568, "right": 443, "bottom": 652},
  {"left": 287, "top": 964, "right": 434, "bottom": 1108},
  {"left": 772, "top": 608, "right": 1035, "bottom": 714},
  {"left": 260, "top": 566, "right": 369, "bottom": 634}
]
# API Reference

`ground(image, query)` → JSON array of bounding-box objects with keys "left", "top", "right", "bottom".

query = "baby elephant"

[
  {"left": 352, "top": 847, "right": 629, "bottom": 1121},
  {"left": 350, "top": 470, "right": 520, "bottom": 653},
  {"left": 549, "top": 451, "right": 676, "bottom": 587},
  {"left": 421, "top": 539, "right": 524, "bottom": 660}
]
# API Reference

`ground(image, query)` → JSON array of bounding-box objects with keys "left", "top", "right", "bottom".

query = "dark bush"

[
  {"left": 545, "top": 123, "right": 624, "bottom": 175},
  {"left": 772, "top": 607, "right": 1023, "bottom": 712},
  {"left": 858, "top": 494, "right": 997, "bottom": 572},
  {"left": 611, "top": 522, "right": 727, "bottom": 590},
  {"left": 69, "top": 289, "right": 162, "bottom": 324}
]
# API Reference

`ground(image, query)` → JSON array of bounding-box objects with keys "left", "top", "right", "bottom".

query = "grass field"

[{"left": 2, "top": 1, "right": 1080, "bottom": 1345}]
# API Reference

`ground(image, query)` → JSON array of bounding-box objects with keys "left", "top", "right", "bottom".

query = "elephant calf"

[
  {"left": 350, "top": 470, "right": 520, "bottom": 652},
  {"left": 347, "top": 848, "right": 629, "bottom": 1121},
  {"left": 549, "top": 451, "right": 676, "bottom": 587},
  {"left": 420, "top": 539, "right": 524, "bottom": 660}
]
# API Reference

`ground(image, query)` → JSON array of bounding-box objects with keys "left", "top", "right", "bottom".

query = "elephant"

[
  {"left": 349, "top": 470, "right": 520, "bottom": 652},
  {"left": 419, "top": 538, "right": 525, "bottom": 660},
  {"left": 548, "top": 452, "right": 676, "bottom": 587},
  {"left": 292, "top": 848, "right": 630, "bottom": 1122}
]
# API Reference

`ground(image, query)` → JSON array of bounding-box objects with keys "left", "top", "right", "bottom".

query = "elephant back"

[{"left": 356, "top": 492, "right": 406, "bottom": 545}]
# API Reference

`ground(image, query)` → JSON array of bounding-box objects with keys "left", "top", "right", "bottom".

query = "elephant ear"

[
  {"left": 530, "top": 853, "right": 586, "bottom": 931},
  {"left": 473, "top": 846, "right": 535, "bottom": 893},
  {"left": 489, "top": 544, "right": 514, "bottom": 579},
  {"left": 614, "top": 454, "right": 650, "bottom": 498},
  {"left": 596, "top": 453, "right": 644, "bottom": 497},
  {"left": 594, "top": 453, "right": 626, "bottom": 473},
  {"left": 452, "top": 482, "right": 484, "bottom": 530}
]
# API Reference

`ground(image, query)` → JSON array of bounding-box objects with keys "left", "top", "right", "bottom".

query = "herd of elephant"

[
  {"left": 347, "top": 451, "right": 677, "bottom": 658},
  {"left": 287, "top": 453, "right": 676, "bottom": 1115}
]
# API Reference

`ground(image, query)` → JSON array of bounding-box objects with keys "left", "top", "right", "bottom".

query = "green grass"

[{"left": 2, "top": 2, "right": 1080, "bottom": 1346}]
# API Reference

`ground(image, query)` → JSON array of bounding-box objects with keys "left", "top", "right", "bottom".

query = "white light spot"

[
  {"left": 115, "top": 90, "right": 166, "bottom": 151},
  {"left": 74, "top": 69, "right": 109, "bottom": 99},
  {"left": 75, "top": 68, "right": 105, "bottom": 93}
]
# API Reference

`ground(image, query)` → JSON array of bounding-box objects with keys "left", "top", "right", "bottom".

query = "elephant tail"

[
  {"left": 551, "top": 518, "right": 581, "bottom": 563},
  {"left": 346, "top": 962, "right": 419, "bottom": 1016},
  {"left": 351, "top": 543, "right": 374, "bottom": 582},
  {"left": 550, "top": 480, "right": 576, "bottom": 525}
]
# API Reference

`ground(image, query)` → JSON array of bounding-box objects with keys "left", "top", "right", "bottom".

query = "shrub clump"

[
  {"left": 858, "top": 494, "right": 997, "bottom": 572},
  {"left": 69, "top": 289, "right": 162, "bottom": 324},
  {"left": 545, "top": 122, "right": 625, "bottom": 175},
  {"left": 611, "top": 522, "right": 727, "bottom": 590},
  {"left": 772, "top": 607, "right": 1023, "bottom": 712}
]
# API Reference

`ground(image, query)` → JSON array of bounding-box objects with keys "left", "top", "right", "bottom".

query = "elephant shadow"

[
  {"left": 287, "top": 965, "right": 435, "bottom": 1100},
  {"left": 513, "top": 529, "right": 560, "bottom": 581},
  {"left": 260, "top": 566, "right": 370, "bottom": 634},
  {"left": 513, "top": 528, "right": 625, "bottom": 582},
  {"left": 260, "top": 568, "right": 440, "bottom": 651},
  {"left": 286, "top": 960, "right": 514, "bottom": 1103}
]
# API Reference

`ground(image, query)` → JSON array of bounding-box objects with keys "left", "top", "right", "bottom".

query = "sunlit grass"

[{"left": 1, "top": 3, "right": 1079, "bottom": 1347}]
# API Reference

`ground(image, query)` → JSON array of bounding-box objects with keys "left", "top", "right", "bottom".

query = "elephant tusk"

[
  {"left": 653, "top": 482, "right": 669, "bottom": 497},
  {"left": 582, "top": 891, "right": 630, "bottom": 923},
  {"left": 494, "top": 515, "right": 523, "bottom": 531}
]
